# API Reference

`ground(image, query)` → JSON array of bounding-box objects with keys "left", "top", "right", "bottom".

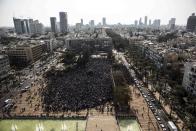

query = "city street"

[{"left": 115, "top": 50, "right": 171, "bottom": 131}]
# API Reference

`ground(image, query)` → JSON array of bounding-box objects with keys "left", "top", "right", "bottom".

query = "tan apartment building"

[{"left": 7, "top": 44, "right": 42, "bottom": 67}]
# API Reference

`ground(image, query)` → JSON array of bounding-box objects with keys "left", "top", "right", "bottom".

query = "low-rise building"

[
  {"left": 64, "top": 30, "right": 113, "bottom": 53},
  {"left": 0, "top": 55, "right": 10, "bottom": 80},
  {"left": 66, "top": 37, "right": 112, "bottom": 53}
]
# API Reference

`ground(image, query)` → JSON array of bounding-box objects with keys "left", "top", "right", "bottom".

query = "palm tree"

[
  {"left": 156, "top": 85, "right": 163, "bottom": 103},
  {"left": 16, "top": 71, "right": 22, "bottom": 82},
  {"left": 169, "top": 95, "right": 175, "bottom": 117}
]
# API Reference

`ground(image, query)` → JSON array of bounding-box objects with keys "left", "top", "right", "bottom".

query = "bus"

[{"left": 168, "top": 121, "right": 178, "bottom": 131}]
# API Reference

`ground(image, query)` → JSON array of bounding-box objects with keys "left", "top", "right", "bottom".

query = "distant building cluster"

[
  {"left": 134, "top": 16, "right": 161, "bottom": 29},
  {"left": 13, "top": 18, "right": 44, "bottom": 35},
  {"left": 73, "top": 17, "right": 107, "bottom": 32},
  {"left": 11, "top": 12, "right": 196, "bottom": 35}
]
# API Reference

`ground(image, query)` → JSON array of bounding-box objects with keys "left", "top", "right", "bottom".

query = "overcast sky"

[{"left": 0, "top": 0, "right": 196, "bottom": 27}]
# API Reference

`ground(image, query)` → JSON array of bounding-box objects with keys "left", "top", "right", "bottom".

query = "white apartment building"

[
  {"left": 30, "top": 20, "right": 44, "bottom": 34},
  {"left": 182, "top": 62, "right": 196, "bottom": 95}
]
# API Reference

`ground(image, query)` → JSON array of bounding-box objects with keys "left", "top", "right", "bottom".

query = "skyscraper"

[
  {"left": 102, "top": 17, "right": 106, "bottom": 26},
  {"left": 29, "top": 19, "right": 33, "bottom": 24},
  {"left": 59, "top": 12, "right": 68, "bottom": 33},
  {"left": 29, "top": 21, "right": 36, "bottom": 34},
  {"left": 153, "top": 19, "right": 161, "bottom": 28},
  {"left": 29, "top": 20, "right": 44, "bottom": 34},
  {"left": 81, "top": 19, "right": 83, "bottom": 26},
  {"left": 21, "top": 20, "right": 27, "bottom": 34},
  {"left": 57, "top": 22, "right": 60, "bottom": 32},
  {"left": 139, "top": 18, "right": 142, "bottom": 26},
  {"left": 50, "top": 17, "right": 57, "bottom": 33},
  {"left": 134, "top": 20, "right": 138, "bottom": 26},
  {"left": 89, "top": 20, "right": 95, "bottom": 27},
  {"left": 13, "top": 18, "right": 23, "bottom": 34},
  {"left": 186, "top": 13, "right": 196, "bottom": 32},
  {"left": 169, "top": 18, "right": 176, "bottom": 30},
  {"left": 144, "top": 16, "right": 148, "bottom": 26},
  {"left": 24, "top": 19, "right": 30, "bottom": 34},
  {"left": 149, "top": 19, "right": 151, "bottom": 26}
]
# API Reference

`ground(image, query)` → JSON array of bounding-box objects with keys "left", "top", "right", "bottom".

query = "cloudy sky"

[{"left": 0, "top": 0, "right": 195, "bottom": 27}]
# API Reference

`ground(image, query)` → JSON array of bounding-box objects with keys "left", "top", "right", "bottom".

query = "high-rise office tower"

[
  {"left": 153, "top": 19, "right": 161, "bottom": 28},
  {"left": 81, "top": 19, "right": 83, "bottom": 26},
  {"left": 13, "top": 18, "right": 23, "bottom": 34},
  {"left": 157, "top": 19, "right": 161, "bottom": 26},
  {"left": 102, "top": 17, "right": 106, "bottom": 26},
  {"left": 139, "top": 18, "right": 142, "bottom": 26},
  {"left": 24, "top": 19, "right": 30, "bottom": 34},
  {"left": 50, "top": 17, "right": 57, "bottom": 33},
  {"left": 186, "top": 13, "right": 196, "bottom": 32},
  {"left": 169, "top": 18, "right": 176, "bottom": 30},
  {"left": 59, "top": 12, "right": 68, "bottom": 33},
  {"left": 149, "top": 19, "right": 151, "bottom": 26},
  {"left": 29, "top": 19, "right": 33, "bottom": 24},
  {"left": 36, "top": 23, "right": 44, "bottom": 34},
  {"left": 34, "top": 20, "right": 44, "bottom": 34},
  {"left": 134, "top": 20, "right": 138, "bottom": 26},
  {"left": 29, "top": 21, "right": 36, "bottom": 34},
  {"left": 21, "top": 20, "right": 27, "bottom": 34},
  {"left": 57, "top": 22, "right": 60, "bottom": 32},
  {"left": 144, "top": 16, "right": 148, "bottom": 25},
  {"left": 89, "top": 20, "right": 95, "bottom": 27}
]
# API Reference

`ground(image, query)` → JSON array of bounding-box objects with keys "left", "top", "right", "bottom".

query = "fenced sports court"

[
  {"left": 0, "top": 119, "right": 86, "bottom": 131},
  {"left": 118, "top": 118, "right": 141, "bottom": 131}
]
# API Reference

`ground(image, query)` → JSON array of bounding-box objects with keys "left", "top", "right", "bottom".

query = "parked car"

[
  {"left": 4, "top": 99, "right": 13, "bottom": 105},
  {"left": 21, "top": 86, "right": 30, "bottom": 93}
]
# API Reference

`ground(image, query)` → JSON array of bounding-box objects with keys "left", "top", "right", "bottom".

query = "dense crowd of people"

[{"left": 42, "top": 58, "right": 113, "bottom": 112}]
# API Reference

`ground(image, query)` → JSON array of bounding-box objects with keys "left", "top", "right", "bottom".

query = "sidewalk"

[{"left": 129, "top": 85, "right": 160, "bottom": 131}]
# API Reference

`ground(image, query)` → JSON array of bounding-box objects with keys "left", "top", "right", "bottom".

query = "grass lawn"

[
  {"left": 0, "top": 119, "right": 86, "bottom": 131},
  {"left": 118, "top": 118, "right": 141, "bottom": 131}
]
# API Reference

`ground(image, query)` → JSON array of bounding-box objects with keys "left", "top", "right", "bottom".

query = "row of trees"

[
  {"left": 106, "top": 29, "right": 129, "bottom": 51},
  {"left": 112, "top": 64, "right": 132, "bottom": 114},
  {"left": 127, "top": 42, "right": 196, "bottom": 129}
]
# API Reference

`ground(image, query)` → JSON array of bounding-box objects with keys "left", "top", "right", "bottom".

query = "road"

[{"left": 114, "top": 50, "right": 170, "bottom": 131}]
